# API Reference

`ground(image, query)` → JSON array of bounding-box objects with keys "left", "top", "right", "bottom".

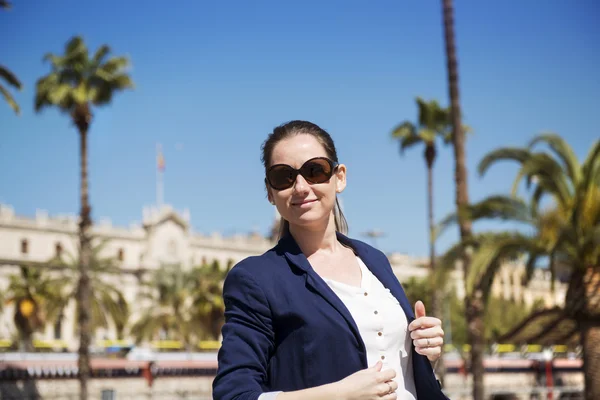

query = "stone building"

[{"left": 0, "top": 203, "right": 566, "bottom": 351}]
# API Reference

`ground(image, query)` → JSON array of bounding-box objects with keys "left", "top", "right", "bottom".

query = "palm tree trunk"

[
  {"left": 580, "top": 266, "right": 600, "bottom": 400},
  {"left": 466, "top": 291, "right": 485, "bottom": 398},
  {"left": 74, "top": 104, "right": 92, "bottom": 400},
  {"left": 441, "top": 0, "right": 481, "bottom": 398},
  {"left": 580, "top": 318, "right": 600, "bottom": 400},
  {"left": 19, "top": 330, "right": 34, "bottom": 352}
]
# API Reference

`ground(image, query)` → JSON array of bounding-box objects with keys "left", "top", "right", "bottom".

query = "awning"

[
  {"left": 33, "top": 340, "right": 68, "bottom": 349},
  {"left": 97, "top": 339, "right": 133, "bottom": 348},
  {"left": 151, "top": 340, "right": 183, "bottom": 350}
]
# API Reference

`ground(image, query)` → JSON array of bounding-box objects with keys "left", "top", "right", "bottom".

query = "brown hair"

[{"left": 261, "top": 120, "right": 348, "bottom": 239}]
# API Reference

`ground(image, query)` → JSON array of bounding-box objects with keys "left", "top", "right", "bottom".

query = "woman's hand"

[
  {"left": 408, "top": 300, "right": 444, "bottom": 362},
  {"left": 335, "top": 361, "right": 398, "bottom": 399}
]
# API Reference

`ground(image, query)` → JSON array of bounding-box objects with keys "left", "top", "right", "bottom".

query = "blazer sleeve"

[{"left": 212, "top": 265, "right": 275, "bottom": 400}]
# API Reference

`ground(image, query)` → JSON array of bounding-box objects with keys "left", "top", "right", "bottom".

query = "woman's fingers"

[
  {"left": 409, "top": 326, "right": 444, "bottom": 340},
  {"left": 413, "top": 336, "right": 444, "bottom": 348}
]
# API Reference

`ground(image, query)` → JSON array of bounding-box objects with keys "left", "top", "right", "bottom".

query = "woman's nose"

[{"left": 293, "top": 174, "right": 310, "bottom": 194}]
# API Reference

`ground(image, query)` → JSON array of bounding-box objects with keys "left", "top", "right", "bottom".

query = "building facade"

[{"left": 0, "top": 203, "right": 566, "bottom": 351}]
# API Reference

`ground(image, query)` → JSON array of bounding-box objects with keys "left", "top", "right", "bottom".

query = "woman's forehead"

[{"left": 270, "top": 135, "right": 328, "bottom": 167}]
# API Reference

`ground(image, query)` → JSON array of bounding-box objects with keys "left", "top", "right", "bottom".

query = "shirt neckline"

[{"left": 323, "top": 256, "right": 371, "bottom": 293}]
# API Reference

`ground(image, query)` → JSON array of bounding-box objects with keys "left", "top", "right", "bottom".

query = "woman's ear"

[{"left": 335, "top": 163, "right": 347, "bottom": 193}]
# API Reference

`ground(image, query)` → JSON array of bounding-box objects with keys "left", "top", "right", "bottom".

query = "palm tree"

[
  {"left": 189, "top": 260, "right": 232, "bottom": 340},
  {"left": 4, "top": 266, "right": 63, "bottom": 351},
  {"left": 441, "top": 0, "right": 481, "bottom": 396},
  {"left": 34, "top": 36, "right": 133, "bottom": 399},
  {"left": 132, "top": 260, "right": 232, "bottom": 347},
  {"left": 390, "top": 97, "right": 454, "bottom": 384},
  {"left": 391, "top": 97, "right": 452, "bottom": 288},
  {"left": 474, "top": 134, "right": 600, "bottom": 399},
  {"left": 47, "top": 241, "right": 130, "bottom": 341},
  {"left": 131, "top": 264, "right": 198, "bottom": 349}
]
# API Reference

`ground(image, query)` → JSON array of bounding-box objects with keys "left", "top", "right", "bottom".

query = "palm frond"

[
  {"left": 92, "top": 45, "right": 111, "bottom": 68},
  {"left": 514, "top": 152, "right": 573, "bottom": 207},
  {"left": 436, "top": 195, "right": 532, "bottom": 239},
  {"left": 478, "top": 147, "right": 530, "bottom": 177},
  {"left": 580, "top": 140, "right": 600, "bottom": 192},
  {"left": 391, "top": 121, "right": 417, "bottom": 146},
  {"left": 529, "top": 133, "right": 581, "bottom": 185},
  {"left": 497, "top": 307, "right": 572, "bottom": 345},
  {"left": 522, "top": 250, "right": 543, "bottom": 285},
  {"left": 0, "top": 84, "right": 20, "bottom": 114},
  {"left": 0, "top": 66, "right": 22, "bottom": 89},
  {"left": 416, "top": 97, "right": 448, "bottom": 130},
  {"left": 466, "top": 232, "right": 543, "bottom": 297},
  {"left": 97, "top": 56, "right": 130, "bottom": 75},
  {"left": 64, "top": 36, "right": 88, "bottom": 60}
]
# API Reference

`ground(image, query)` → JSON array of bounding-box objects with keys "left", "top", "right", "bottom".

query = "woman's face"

[{"left": 267, "top": 134, "right": 346, "bottom": 231}]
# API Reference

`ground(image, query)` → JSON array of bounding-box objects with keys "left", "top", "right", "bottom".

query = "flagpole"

[{"left": 156, "top": 143, "right": 164, "bottom": 207}]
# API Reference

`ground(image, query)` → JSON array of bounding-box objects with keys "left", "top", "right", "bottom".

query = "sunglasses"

[{"left": 266, "top": 157, "right": 339, "bottom": 190}]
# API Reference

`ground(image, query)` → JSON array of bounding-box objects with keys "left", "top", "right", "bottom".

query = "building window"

[
  {"left": 21, "top": 239, "right": 28, "bottom": 255},
  {"left": 55, "top": 243, "right": 63, "bottom": 258},
  {"left": 117, "top": 248, "right": 124, "bottom": 262},
  {"left": 54, "top": 315, "right": 63, "bottom": 339}
]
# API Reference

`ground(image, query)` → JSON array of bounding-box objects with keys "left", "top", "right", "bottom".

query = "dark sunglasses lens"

[
  {"left": 268, "top": 166, "right": 296, "bottom": 189},
  {"left": 301, "top": 159, "right": 333, "bottom": 184}
]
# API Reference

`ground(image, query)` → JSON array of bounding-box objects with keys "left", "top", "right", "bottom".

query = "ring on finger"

[
  {"left": 426, "top": 338, "right": 430, "bottom": 347},
  {"left": 386, "top": 382, "right": 393, "bottom": 394}
]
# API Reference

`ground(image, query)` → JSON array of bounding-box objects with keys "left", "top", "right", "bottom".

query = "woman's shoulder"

[{"left": 225, "top": 247, "right": 287, "bottom": 284}]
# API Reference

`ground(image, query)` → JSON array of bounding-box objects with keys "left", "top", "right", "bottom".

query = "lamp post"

[{"left": 362, "top": 229, "right": 385, "bottom": 249}]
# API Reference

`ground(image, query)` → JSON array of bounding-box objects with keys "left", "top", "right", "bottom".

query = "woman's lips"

[{"left": 292, "top": 199, "right": 317, "bottom": 207}]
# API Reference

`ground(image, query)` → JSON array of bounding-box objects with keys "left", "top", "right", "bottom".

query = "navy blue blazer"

[{"left": 212, "top": 232, "right": 448, "bottom": 400}]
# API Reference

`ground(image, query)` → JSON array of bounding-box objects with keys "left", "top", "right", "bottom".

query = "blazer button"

[{"left": 364, "top": 292, "right": 368, "bottom": 296}]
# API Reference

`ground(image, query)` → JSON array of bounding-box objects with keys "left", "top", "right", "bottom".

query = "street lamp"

[{"left": 362, "top": 229, "right": 385, "bottom": 248}]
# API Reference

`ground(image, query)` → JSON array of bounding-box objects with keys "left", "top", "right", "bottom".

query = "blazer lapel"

[
  {"left": 336, "top": 233, "right": 416, "bottom": 323},
  {"left": 279, "top": 235, "right": 365, "bottom": 351}
]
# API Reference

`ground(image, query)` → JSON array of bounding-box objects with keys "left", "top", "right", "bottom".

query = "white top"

[{"left": 259, "top": 257, "right": 416, "bottom": 400}]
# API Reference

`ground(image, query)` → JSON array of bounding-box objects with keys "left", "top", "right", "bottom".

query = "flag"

[{"left": 157, "top": 147, "right": 165, "bottom": 172}]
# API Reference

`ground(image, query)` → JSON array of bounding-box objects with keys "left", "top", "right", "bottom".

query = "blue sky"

[{"left": 1, "top": 0, "right": 599, "bottom": 257}]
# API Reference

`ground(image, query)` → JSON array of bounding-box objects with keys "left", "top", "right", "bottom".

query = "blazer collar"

[{"left": 278, "top": 232, "right": 415, "bottom": 324}]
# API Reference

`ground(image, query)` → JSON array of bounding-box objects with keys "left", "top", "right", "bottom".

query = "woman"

[{"left": 213, "top": 121, "right": 448, "bottom": 400}]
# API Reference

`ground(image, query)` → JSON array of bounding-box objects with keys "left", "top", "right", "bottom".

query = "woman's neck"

[{"left": 289, "top": 214, "right": 339, "bottom": 257}]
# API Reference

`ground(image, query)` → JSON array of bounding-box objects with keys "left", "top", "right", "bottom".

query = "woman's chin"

[{"left": 288, "top": 212, "right": 332, "bottom": 229}]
